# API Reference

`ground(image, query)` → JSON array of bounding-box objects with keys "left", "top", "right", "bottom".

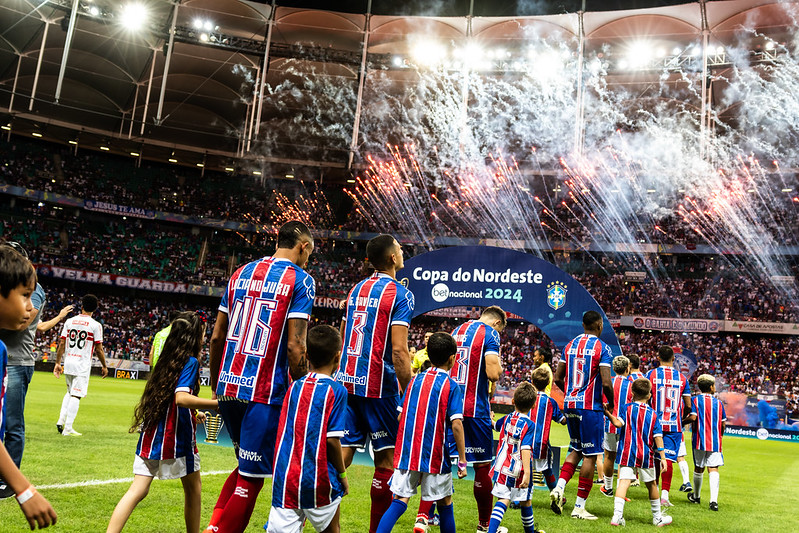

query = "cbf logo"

[{"left": 546, "top": 281, "right": 568, "bottom": 310}]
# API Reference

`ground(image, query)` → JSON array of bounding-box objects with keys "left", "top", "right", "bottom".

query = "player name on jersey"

[{"left": 232, "top": 278, "right": 292, "bottom": 296}]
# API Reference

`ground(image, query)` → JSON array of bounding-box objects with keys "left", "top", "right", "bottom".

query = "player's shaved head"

[
  {"left": 582, "top": 310, "right": 602, "bottom": 332},
  {"left": 658, "top": 345, "right": 674, "bottom": 362},
  {"left": 277, "top": 221, "right": 312, "bottom": 249},
  {"left": 366, "top": 234, "right": 399, "bottom": 270}
]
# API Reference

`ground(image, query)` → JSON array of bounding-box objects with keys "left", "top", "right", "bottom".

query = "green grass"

[{"left": 1, "top": 373, "right": 798, "bottom": 531}]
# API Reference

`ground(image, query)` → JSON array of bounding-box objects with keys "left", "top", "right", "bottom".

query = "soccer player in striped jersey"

[
  {"left": 529, "top": 367, "right": 566, "bottom": 493},
  {"left": 603, "top": 378, "right": 672, "bottom": 527},
  {"left": 376, "top": 332, "right": 467, "bottom": 533},
  {"left": 53, "top": 294, "right": 108, "bottom": 437},
  {"left": 686, "top": 374, "right": 726, "bottom": 512},
  {"left": 627, "top": 353, "right": 645, "bottom": 381},
  {"left": 207, "top": 221, "right": 315, "bottom": 533},
  {"left": 445, "top": 305, "right": 506, "bottom": 533},
  {"left": 551, "top": 310, "right": 614, "bottom": 520},
  {"left": 109, "top": 311, "right": 217, "bottom": 533},
  {"left": 336, "top": 234, "right": 415, "bottom": 533},
  {"left": 268, "top": 325, "right": 349, "bottom": 533},
  {"left": 486, "top": 382, "right": 544, "bottom": 533},
  {"left": 0, "top": 245, "right": 58, "bottom": 529},
  {"left": 600, "top": 355, "right": 633, "bottom": 497},
  {"left": 646, "top": 346, "right": 692, "bottom": 508}
]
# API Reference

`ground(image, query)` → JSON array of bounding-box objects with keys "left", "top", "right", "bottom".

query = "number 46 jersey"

[
  {"left": 60, "top": 314, "right": 103, "bottom": 377},
  {"left": 217, "top": 257, "right": 315, "bottom": 405}
]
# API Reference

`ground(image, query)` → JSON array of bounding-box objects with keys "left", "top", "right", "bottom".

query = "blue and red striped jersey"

[
  {"left": 562, "top": 334, "right": 612, "bottom": 411},
  {"left": 604, "top": 375, "right": 633, "bottom": 434},
  {"left": 0, "top": 340, "right": 7, "bottom": 441},
  {"left": 394, "top": 367, "right": 463, "bottom": 474},
  {"left": 616, "top": 401, "right": 663, "bottom": 469},
  {"left": 137, "top": 357, "right": 200, "bottom": 461},
  {"left": 647, "top": 366, "right": 691, "bottom": 432},
  {"left": 629, "top": 370, "right": 646, "bottom": 381},
  {"left": 272, "top": 373, "right": 348, "bottom": 509},
  {"left": 216, "top": 257, "right": 315, "bottom": 404},
  {"left": 691, "top": 394, "right": 726, "bottom": 452},
  {"left": 528, "top": 391, "right": 565, "bottom": 460},
  {"left": 337, "top": 273, "right": 414, "bottom": 398},
  {"left": 449, "top": 320, "right": 501, "bottom": 419},
  {"left": 490, "top": 411, "right": 534, "bottom": 487}
]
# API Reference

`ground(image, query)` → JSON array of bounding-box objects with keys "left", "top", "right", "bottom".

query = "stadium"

[{"left": 0, "top": 0, "right": 798, "bottom": 531}]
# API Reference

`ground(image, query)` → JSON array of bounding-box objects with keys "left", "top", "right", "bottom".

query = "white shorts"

[
  {"left": 133, "top": 453, "right": 200, "bottom": 480},
  {"left": 390, "top": 469, "right": 453, "bottom": 501},
  {"left": 692, "top": 449, "right": 724, "bottom": 468},
  {"left": 65, "top": 374, "right": 89, "bottom": 398},
  {"left": 678, "top": 439, "right": 687, "bottom": 458},
  {"left": 492, "top": 483, "right": 533, "bottom": 502},
  {"left": 266, "top": 498, "right": 341, "bottom": 533},
  {"left": 619, "top": 466, "right": 656, "bottom": 483},
  {"left": 603, "top": 432, "right": 620, "bottom": 453},
  {"left": 533, "top": 457, "right": 551, "bottom": 472}
]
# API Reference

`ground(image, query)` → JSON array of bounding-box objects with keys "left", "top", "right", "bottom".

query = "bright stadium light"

[
  {"left": 89, "top": 5, "right": 100, "bottom": 16},
  {"left": 193, "top": 18, "right": 203, "bottom": 29},
  {"left": 120, "top": 3, "right": 148, "bottom": 31},
  {"left": 411, "top": 39, "right": 446, "bottom": 67}
]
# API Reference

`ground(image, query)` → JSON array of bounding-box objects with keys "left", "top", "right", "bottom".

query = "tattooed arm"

[{"left": 287, "top": 318, "right": 309, "bottom": 380}]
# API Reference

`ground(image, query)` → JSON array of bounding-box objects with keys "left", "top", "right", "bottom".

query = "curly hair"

[{"left": 130, "top": 311, "right": 205, "bottom": 432}]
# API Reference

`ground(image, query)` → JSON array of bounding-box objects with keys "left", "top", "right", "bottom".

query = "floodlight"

[
  {"left": 200, "top": 33, "right": 209, "bottom": 42},
  {"left": 120, "top": 3, "right": 148, "bottom": 31},
  {"left": 411, "top": 40, "right": 446, "bottom": 67},
  {"left": 392, "top": 56, "right": 403, "bottom": 67},
  {"left": 193, "top": 18, "right": 203, "bottom": 29},
  {"left": 203, "top": 21, "right": 213, "bottom": 31},
  {"left": 89, "top": 5, "right": 100, "bottom": 16},
  {"left": 765, "top": 41, "right": 775, "bottom": 51},
  {"left": 32, "top": 132, "right": 42, "bottom": 137},
  {"left": 100, "top": 145, "right": 109, "bottom": 151}
]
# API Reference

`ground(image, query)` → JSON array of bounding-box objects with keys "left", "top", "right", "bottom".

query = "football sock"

[
  {"left": 376, "top": 499, "right": 407, "bottom": 533},
  {"left": 650, "top": 498, "right": 662, "bottom": 520},
  {"left": 604, "top": 475, "right": 613, "bottom": 491},
  {"left": 520, "top": 505, "right": 535, "bottom": 533},
  {"left": 57, "top": 393, "right": 70, "bottom": 425},
  {"left": 613, "top": 496, "right": 626, "bottom": 521},
  {"left": 576, "top": 475, "right": 593, "bottom": 501},
  {"left": 438, "top": 502, "right": 456, "bottom": 533},
  {"left": 488, "top": 501, "right": 507, "bottom": 533},
  {"left": 370, "top": 467, "right": 394, "bottom": 533},
  {"left": 215, "top": 474, "right": 263, "bottom": 533},
  {"left": 679, "top": 460, "right": 690, "bottom": 484},
  {"left": 709, "top": 471, "right": 720, "bottom": 503},
  {"left": 542, "top": 468, "right": 557, "bottom": 490},
  {"left": 64, "top": 396, "right": 80, "bottom": 431},
  {"left": 417, "top": 500, "right": 435, "bottom": 520},
  {"left": 473, "top": 463, "right": 494, "bottom": 527},
  {"left": 693, "top": 471, "right": 703, "bottom": 496},
  {"left": 558, "top": 461, "right": 577, "bottom": 489},
  {"left": 208, "top": 469, "right": 240, "bottom": 529},
  {"left": 661, "top": 461, "right": 673, "bottom": 498}
]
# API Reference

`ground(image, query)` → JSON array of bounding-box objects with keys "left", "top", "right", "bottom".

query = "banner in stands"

[
  {"left": 36, "top": 265, "right": 188, "bottom": 293},
  {"left": 725, "top": 426, "right": 799, "bottom": 442},
  {"left": 723, "top": 320, "right": 799, "bottom": 335},
  {"left": 398, "top": 246, "right": 622, "bottom": 355},
  {"left": 84, "top": 200, "right": 156, "bottom": 219},
  {"left": 621, "top": 316, "right": 722, "bottom": 333},
  {"left": 720, "top": 391, "right": 799, "bottom": 437}
]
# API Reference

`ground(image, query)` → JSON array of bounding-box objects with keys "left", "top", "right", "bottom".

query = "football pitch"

[{"left": 1, "top": 374, "right": 797, "bottom": 532}]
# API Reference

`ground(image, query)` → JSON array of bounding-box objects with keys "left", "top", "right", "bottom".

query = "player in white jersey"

[{"left": 53, "top": 294, "right": 107, "bottom": 436}]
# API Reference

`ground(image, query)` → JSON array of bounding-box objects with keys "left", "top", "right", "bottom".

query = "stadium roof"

[{"left": 0, "top": 0, "right": 793, "bottom": 181}]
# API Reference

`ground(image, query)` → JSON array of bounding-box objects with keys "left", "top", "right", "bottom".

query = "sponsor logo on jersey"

[
  {"left": 336, "top": 372, "right": 367, "bottom": 386},
  {"left": 219, "top": 371, "right": 256, "bottom": 388}
]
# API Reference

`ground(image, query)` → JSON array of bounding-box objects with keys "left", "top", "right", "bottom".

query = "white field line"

[{"left": 36, "top": 470, "right": 231, "bottom": 490}]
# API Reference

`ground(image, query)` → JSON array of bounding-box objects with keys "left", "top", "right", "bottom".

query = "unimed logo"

[{"left": 432, "top": 283, "right": 449, "bottom": 303}]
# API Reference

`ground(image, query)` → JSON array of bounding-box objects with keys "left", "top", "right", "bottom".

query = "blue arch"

[{"left": 398, "top": 246, "right": 621, "bottom": 355}]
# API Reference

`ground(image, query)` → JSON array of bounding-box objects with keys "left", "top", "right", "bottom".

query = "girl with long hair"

[{"left": 107, "top": 311, "right": 217, "bottom": 533}]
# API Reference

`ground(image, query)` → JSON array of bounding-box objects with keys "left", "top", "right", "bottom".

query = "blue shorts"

[
  {"left": 564, "top": 408, "right": 604, "bottom": 456},
  {"left": 662, "top": 431, "right": 682, "bottom": 462},
  {"left": 218, "top": 398, "right": 280, "bottom": 478},
  {"left": 340, "top": 394, "right": 399, "bottom": 452},
  {"left": 448, "top": 417, "right": 494, "bottom": 464}
]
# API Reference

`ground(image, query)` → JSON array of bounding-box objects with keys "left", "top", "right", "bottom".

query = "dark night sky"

[{"left": 256, "top": 1, "right": 698, "bottom": 17}]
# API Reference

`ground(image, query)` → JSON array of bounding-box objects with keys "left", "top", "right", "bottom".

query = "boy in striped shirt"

[
  {"left": 529, "top": 367, "right": 566, "bottom": 493},
  {"left": 600, "top": 355, "right": 633, "bottom": 497},
  {"left": 376, "top": 333, "right": 467, "bottom": 533},
  {"left": 603, "top": 378, "right": 672, "bottom": 527},
  {"left": 686, "top": 374, "right": 726, "bottom": 512},
  {"left": 268, "top": 325, "right": 349, "bottom": 533},
  {"left": 486, "top": 381, "right": 545, "bottom": 533}
]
